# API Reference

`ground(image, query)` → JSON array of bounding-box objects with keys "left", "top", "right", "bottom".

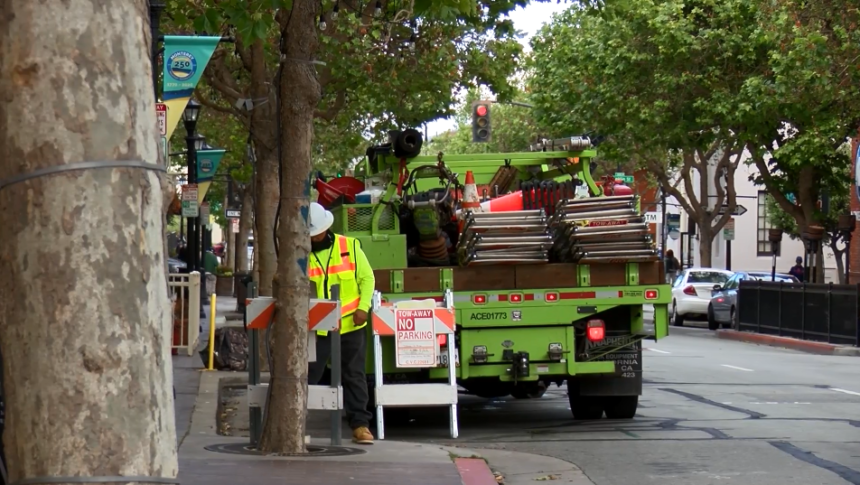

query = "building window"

[{"left": 757, "top": 191, "right": 780, "bottom": 256}]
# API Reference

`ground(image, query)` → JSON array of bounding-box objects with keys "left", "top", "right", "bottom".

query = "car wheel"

[
  {"left": 728, "top": 307, "right": 738, "bottom": 330},
  {"left": 707, "top": 305, "right": 719, "bottom": 331},
  {"left": 672, "top": 302, "right": 684, "bottom": 327}
]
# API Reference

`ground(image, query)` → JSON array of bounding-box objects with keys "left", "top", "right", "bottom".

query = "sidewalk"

[
  {"left": 172, "top": 360, "right": 595, "bottom": 485},
  {"left": 717, "top": 329, "right": 860, "bottom": 356}
]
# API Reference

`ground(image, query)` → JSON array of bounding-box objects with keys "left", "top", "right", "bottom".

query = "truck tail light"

[
  {"left": 473, "top": 294, "right": 487, "bottom": 304},
  {"left": 545, "top": 292, "right": 559, "bottom": 302},
  {"left": 510, "top": 293, "right": 523, "bottom": 303},
  {"left": 645, "top": 289, "right": 658, "bottom": 300},
  {"left": 437, "top": 334, "right": 447, "bottom": 346},
  {"left": 683, "top": 285, "right": 697, "bottom": 296},
  {"left": 586, "top": 319, "right": 605, "bottom": 342}
]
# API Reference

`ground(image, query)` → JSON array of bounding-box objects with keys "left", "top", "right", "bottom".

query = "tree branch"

[
  {"left": 314, "top": 91, "right": 346, "bottom": 121},
  {"left": 747, "top": 142, "right": 804, "bottom": 221}
]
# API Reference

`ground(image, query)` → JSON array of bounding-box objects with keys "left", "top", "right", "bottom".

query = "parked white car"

[{"left": 671, "top": 267, "right": 733, "bottom": 326}]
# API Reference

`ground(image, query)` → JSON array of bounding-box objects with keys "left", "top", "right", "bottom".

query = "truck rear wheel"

[
  {"left": 603, "top": 395, "right": 639, "bottom": 419},
  {"left": 568, "top": 394, "right": 604, "bottom": 420}
]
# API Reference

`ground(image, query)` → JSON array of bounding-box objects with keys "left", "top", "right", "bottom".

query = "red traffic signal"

[{"left": 471, "top": 100, "right": 492, "bottom": 143}]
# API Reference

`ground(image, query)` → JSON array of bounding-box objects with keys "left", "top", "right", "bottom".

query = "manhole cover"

[{"left": 204, "top": 442, "right": 367, "bottom": 457}]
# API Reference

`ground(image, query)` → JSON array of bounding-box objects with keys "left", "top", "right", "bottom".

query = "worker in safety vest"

[{"left": 307, "top": 202, "right": 376, "bottom": 444}]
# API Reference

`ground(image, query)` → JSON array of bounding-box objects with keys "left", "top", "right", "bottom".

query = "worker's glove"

[{"left": 354, "top": 310, "right": 368, "bottom": 325}]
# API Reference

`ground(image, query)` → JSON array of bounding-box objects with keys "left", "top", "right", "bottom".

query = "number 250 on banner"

[{"left": 394, "top": 309, "right": 436, "bottom": 368}]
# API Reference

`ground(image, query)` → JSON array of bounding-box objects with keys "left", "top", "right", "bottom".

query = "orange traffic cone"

[
  {"left": 461, "top": 171, "right": 481, "bottom": 213},
  {"left": 478, "top": 190, "right": 524, "bottom": 213}
]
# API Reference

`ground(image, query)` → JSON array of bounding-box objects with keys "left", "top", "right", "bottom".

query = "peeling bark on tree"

[
  {"left": 257, "top": 0, "right": 321, "bottom": 454},
  {"left": 0, "top": 0, "right": 178, "bottom": 481}
]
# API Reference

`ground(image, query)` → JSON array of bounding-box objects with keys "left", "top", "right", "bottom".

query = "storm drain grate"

[{"left": 204, "top": 442, "right": 367, "bottom": 457}]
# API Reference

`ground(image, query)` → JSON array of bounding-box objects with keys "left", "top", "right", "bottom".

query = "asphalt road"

[{"left": 381, "top": 326, "right": 860, "bottom": 485}]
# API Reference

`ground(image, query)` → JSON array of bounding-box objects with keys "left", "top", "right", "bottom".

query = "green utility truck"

[{"left": 325, "top": 131, "right": 670, "bottom": 420}]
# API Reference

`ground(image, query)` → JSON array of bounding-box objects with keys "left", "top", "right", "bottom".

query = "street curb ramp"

[{"left": 716, "top": 330, "right": 860, "bottom": 356}]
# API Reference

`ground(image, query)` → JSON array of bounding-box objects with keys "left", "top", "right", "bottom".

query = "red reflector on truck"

[
  {"left": 586, "top": 319, "right": 605, "bottom": 342},
  {"left": 510, "top": 293, "right": 522, "bottom": 303},
  {"left": 473, "top": 294, "right": 486, "bottom": 304},
  {"left": 645, "top": 289, "right": 658, "bottom": 300},
  {"left": 545, "top": 292, "right": 559, "bottom": 302},
  {"left": 438, "top": 334, "right": 447, "bottom": 346}
]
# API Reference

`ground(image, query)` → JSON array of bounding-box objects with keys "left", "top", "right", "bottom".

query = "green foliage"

[
  {"left": 528, "top": 0, "right": 765, "bottom": 161},
  {"left": 423, "top": 90, "right": 543, "bottom": 155},
  {"left": 163, "top": 0, "right": 538, "bottom": 167}
]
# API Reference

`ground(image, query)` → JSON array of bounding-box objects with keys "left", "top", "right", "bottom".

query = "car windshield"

[{"left": 687, "top": 271, "right": 730, "bottom": 284}]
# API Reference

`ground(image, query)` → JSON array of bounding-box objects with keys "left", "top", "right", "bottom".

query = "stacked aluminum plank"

[
  {"left": 551, "top": 195, "right": 658, "bottom": 263},
  {"left": 457, "top": 210, "right": 553, "bottom": 266}
]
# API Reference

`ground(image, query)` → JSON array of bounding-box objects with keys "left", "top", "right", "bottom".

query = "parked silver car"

[{"left": 707, "top": 271, "right": 799, "bottom": 330}]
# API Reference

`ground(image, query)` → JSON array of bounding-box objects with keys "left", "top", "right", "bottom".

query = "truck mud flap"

[{"left": 575, "top": 332, "right": 642, "bottom": 397}]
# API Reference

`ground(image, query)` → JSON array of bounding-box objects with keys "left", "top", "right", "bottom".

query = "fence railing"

[
  {"left": 168, "top": 271, "right": 201, "bottom": 356},
  {"left": 737, "top": 280, "right": 860, "bottom": 347}
]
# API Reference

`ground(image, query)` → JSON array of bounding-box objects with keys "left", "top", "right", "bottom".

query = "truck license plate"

[{"left": 437, "top": 347, "right": 460, "bottom": 368}]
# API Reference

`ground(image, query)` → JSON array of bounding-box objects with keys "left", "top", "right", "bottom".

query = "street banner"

[
  {"left": 161, "top": 35, "right": 221, "bottom": 141},
  {"left": 195, "top": 148, "right": 226, "bottom": 203}
]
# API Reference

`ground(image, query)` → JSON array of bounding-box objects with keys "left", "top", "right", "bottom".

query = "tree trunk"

[
  {"left": 254, "top": 148, "right": 279, "bottom": 296},
  {"left": 237, "top": 188, "right": 254, "bottom": 274},
  {"left": 698, "top": 226, "right": 714, "bottom": 267},
  {"left": 258, "top": 0, "right": 321, "bottom": 454},
  {"left": 0, "top": 0, "right": 178, "bottom": 481},
  {"left": 831, "top": 241, "right": 846, "bottom": 284}
]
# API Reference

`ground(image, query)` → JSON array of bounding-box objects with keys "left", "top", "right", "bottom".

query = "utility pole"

[
  {"left": 149, "top": 0, "right": 165, "bottom": 100},
  {"left": 660, "top": 189, "right": 667, "bottom": 254}
]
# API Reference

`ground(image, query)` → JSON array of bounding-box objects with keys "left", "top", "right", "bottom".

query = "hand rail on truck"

[
  {"left": 370, "top": 289, "right": 458, "bottom": 440},
  {"left": 245, "top": 286, "right": 344, "bottom": 447}
]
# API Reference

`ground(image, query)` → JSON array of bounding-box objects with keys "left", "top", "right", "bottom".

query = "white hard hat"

[{"left": 308, "top": 202, "right": 334, "bottom": 237}]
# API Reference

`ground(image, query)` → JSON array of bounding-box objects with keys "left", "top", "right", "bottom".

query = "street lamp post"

[
  {"left": 148, "top": 0, "right": 166, "bottom": 99},
  {"left": 802, "top": 225, "right": 825, "bottom": 284},
  {"left": 768, "top": 228, "right": 783, "bottom": 281},
  {"left": 183, "top": 99, "right": 202, "bottom": 273}
]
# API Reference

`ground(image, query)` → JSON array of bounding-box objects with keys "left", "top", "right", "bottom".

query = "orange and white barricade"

[
  {"left": 246, "top": 298, "right": 343, "bottom": 413},
  {"left": 371, "top": 289, "right": 458, "bottom": 439}
]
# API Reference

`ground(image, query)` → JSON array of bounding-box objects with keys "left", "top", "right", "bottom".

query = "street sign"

[
  {"left": 181, "top": 184, "right": 198, "bottom": 218},
  {"left": 667, "top": 213, "right": 681, "bottom": 240},
  {"left": 200, "top": 202, "right": 210, "bottom": 223},
  {"left": 717, "top": 204, "right": 748, "bottom": 216},
  {"left": 644, "top": 212, "right": 662, "bottom": 224},
  {"left": 156, "top": 103, "right": 167, "bottom": 136},
  {"left": 613, "top": 172, "right": 634, "bottom": 184},
  {"left": 723, "top": 217, "right": 735, "bottom": 241},
  {"left": 394, "top": 308, "right": 437, "bottom": 368},
  {"left": 225, "top": 208, "right": 241, "bottom": 219},
  {"left": 231, "top": 218, "right": 240, "bottom": 233}
]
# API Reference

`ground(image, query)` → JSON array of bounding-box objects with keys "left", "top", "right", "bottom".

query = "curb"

[
  {"left": 716, "top": 330, "right": 860, "bottom": 356},
  {"left": 446, "top": 447, "right": 595, "bottom": 485}
]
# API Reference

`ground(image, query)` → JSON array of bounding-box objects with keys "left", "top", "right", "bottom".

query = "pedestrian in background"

[
  {"left": 789, "top": 256, "right": 805, "bottom": 281},
  {"left": 665, "top": 249, "right": 680, "bottom": 284}
]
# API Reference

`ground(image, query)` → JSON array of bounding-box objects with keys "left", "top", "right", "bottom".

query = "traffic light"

[{"left": 471, "top": 100, "right": 492, "bottom": 143}]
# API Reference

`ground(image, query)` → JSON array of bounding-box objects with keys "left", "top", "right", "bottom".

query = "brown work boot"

[{"left": 352, "top": 426, "right": 374, "bottom": 445}]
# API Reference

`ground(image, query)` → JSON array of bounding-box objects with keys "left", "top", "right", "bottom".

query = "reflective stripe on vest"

[{"left": 308, "top": 236, "right": 354, "bottom": 278}]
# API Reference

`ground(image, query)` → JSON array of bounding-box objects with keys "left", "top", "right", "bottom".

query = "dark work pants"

[{"left": 308, "top": 328, "right": 373, "bottom": 429}]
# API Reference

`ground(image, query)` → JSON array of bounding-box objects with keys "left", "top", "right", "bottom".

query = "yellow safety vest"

[{"left": 309, "top": 234, "right": 363, "bottom": 336}]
